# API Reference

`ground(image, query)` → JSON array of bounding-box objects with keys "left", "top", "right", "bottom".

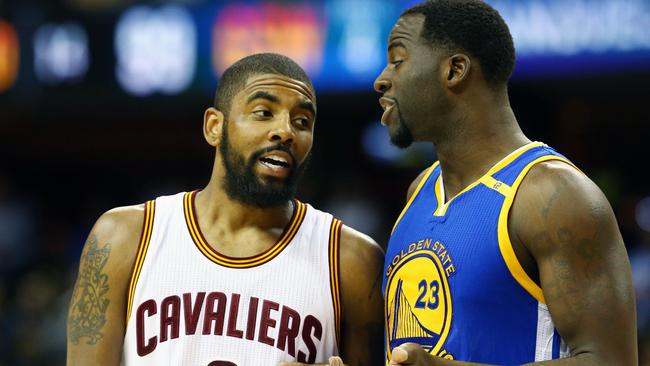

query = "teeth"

[
  {"left": 261, "top": 157, "right": 288, "bottom": 167},
  {"left": 267, "top": 156, "right": 287, "bottom": 164}
]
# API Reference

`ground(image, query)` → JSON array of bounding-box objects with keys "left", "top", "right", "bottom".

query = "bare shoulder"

[
  {"left": 512, "top": 159, "right": 618, "bottom": 255},
  {"left": 406, "top": 166, "right": 433, "bottom": 203},
  {"left": 94, "top": 204, "right": 146, "bottom": 239},
  {"left": 77, "top": 203, "right": 148, "bottom": 288},
  {"left": 339, "top": 224, "right": 384, "bottom": 268},
  {"left": 519, "top": 160, "right": 604, "bottom": 204},
  {"left": 73, "top": 204, "right": 145, "bottom": 300},
  {"left": 89, "top": 204, "right": 146, "bottom": 264},
  {"left": 337, "top": 224, "right": 384, "bottom": 303}
]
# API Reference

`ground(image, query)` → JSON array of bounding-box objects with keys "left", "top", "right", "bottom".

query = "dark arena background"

[{"left": 1, "top": 0, "right": 650, "bottom": 364}]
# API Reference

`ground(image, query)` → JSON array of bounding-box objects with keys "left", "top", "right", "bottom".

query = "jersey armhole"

[
  {"left": 497, "top": 156, "right": 579, "bottom": 304},
  {"left": 328, "top": 218, "right": 343, "bottom": 351},
  {"left": 125, "top": 199, "right": 156, "bottom": 325}
]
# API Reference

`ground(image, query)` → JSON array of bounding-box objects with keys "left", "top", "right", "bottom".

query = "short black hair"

[
  {"left": 402, "top": 0, "right": 515, "bottom": 87},
  {"left": 213, "top": 53, "right": 315, "bottom": 116}
]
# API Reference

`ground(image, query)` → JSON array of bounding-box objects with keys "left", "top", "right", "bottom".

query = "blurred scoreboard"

[{"left": 1, "top": 0, "right": 649, "bottom": 96}]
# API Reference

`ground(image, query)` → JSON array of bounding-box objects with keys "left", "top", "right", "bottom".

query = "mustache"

[{"left": 250, "top": 144, "right": 297, "bottom": 167}]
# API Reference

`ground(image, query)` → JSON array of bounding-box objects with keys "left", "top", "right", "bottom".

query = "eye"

[
  {"left": 294, "top": 117, "right": 311, "bottom": 128},
  {"left": 253, "top": 109, "right": 273, "bottom": 118},
  {"left": 392, "top": 60, "right": 403, "bottom": 68}
]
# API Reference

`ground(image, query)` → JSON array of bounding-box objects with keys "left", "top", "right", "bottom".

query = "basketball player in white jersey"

[{"left": 66, "top": 53, "right": 384, "bottom": 366}]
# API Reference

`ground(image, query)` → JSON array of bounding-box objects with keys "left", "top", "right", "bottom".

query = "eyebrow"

[
  {"left": 388, "top": 40, "right": 407, "bottom": 51},
  {"left": 246, "top": 91, "right": 280, "bottom": 105},
  {"left": 248, "top": 90, "right": 316, "bottom": 115},
  {"left": 296, "top": 99, "right": 316, "bottom": 116}
]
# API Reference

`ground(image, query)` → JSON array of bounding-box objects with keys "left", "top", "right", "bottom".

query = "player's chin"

[
  {"left": 389, "top": 132, "right": 413, "bottom": 149},
  {"left": 258, "top": 171, "right": 293, "bottom": 183},
  {"left": 389, "top": 121, "right": 414, "bottom": 148},
  {"left": 257, "top": 175, "right": 294, "bottom": 191}
]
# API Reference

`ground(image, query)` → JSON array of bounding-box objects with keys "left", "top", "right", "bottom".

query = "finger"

[
  {"left": 328, "top": 356, "right": 342, "bottom": 366},
  {"left": 391, "top": 346, "right": 409, "bottom": 364}
]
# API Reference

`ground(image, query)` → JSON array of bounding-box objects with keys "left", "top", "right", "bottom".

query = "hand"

[
  {"left": 279, "top": 356, "right": 346, "bottom": 366},
  {"left": 389, "top": 343, "right": 434, "bottom": 365}
]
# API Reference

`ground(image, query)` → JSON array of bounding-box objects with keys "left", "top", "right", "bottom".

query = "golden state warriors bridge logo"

[{"left": 385, "top": 239, "right": 456, "bottom": 360}]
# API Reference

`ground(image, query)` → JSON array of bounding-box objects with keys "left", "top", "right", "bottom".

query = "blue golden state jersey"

[{"left": 383, "top": 142, "right": 579, "bottom": 365}]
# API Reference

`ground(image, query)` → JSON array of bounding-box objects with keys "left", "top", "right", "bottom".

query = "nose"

[
  {"left": 268, "top": 114, "right": 295, "bottom": 146},
  {"left": 374, "top": 71, "right": 392, "bottom": 94}
]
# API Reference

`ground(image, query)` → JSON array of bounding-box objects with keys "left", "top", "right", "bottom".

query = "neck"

[{"left": 433, "top": 95, "right": 530, "bottom": 199}]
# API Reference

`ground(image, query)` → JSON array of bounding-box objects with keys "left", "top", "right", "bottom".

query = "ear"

[
  {"left": 203, "top": 107, "right": 224, "bottom": 147},
  {"left": 444, "top": 53, "right": 471, "bottom": 89}
]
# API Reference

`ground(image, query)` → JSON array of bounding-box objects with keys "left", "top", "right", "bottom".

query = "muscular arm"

[
  {"left": 67, "top": 205, "right": 145, "bottom": 366},
  {"left": 514, "top": 161, "right": 637, "bottom": 365},
  {"left": 338, "top": 225, "right": 385, "bottom": 366},
  {"left": 389, "top": 161, "right": 637, "bottom": 366}
]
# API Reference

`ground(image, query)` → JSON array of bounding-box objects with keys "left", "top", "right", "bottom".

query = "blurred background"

[{"left": 0, "top": 0, "right": 649, "bottom": 364}]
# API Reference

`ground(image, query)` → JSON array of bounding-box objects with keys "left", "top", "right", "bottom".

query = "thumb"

[
  {"left": 391, "top": 346, "right": 410, "bottom": 364},
  {"left": 390, "top": 343, "right": 425, "bottom": 365}
]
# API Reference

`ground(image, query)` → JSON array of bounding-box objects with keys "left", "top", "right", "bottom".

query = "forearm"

[
  {"left": 390, "top": 350, "right": 627, "bottom": 366},
  {"left": 523, "top": 353, "right": 634, "bottom": 366},
  {"left": 67, "top": 348, "right": 122, "bottom": 366},
  {"left": 429, "top": 354, "right": 627, "bottom": 366}
]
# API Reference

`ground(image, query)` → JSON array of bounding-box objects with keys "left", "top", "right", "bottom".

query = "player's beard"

[
  {"left": 389, "top": 102, "right": 414, "bottom": 148},
  {"left": 219, "top": 122, "right": 308, "bottom": 208}
]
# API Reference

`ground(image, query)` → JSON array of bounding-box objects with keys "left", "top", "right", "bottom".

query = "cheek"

[
  {"left": 295, "top": 133, "right": 313, "bottom": 162},
  {"left": 397, "top": 79, "right": 427, "bottom": 119},
  {"left": 411, "top": 68, "right": 437, "bottom": 95},
  {"left": 406, "top": 71, "right": 440, "bottom": 110},
  {"left": 230, "top": 120, "right": 266, "bottom": 145}
]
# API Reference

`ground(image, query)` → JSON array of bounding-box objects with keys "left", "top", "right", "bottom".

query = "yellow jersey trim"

[
  {"left": 434, "top": 141, "right": 545, "bottom": 217},
  {"left": 328, "top": 219, "right": 343, "bottom": 349},
  {"left": 183, "top": 191, "right": 306, "bottom": 268},
  {"left": 433, "top": 174, "right": 444, "bottom": 216},
  {"left": 497, "top": 155, "right": 579, "bottom": 304},
  {"left": 392, "top": 162, "right": 439, "bottom": 233},
  {"left": 126, "top": 199, "right": 156, "bottom": 324},
  {"left": 480, "top": 175, "right": 513, "bottom": 196}
]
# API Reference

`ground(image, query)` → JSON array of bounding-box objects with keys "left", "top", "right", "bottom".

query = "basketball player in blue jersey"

[
  {"left": 372, "top": 1, "right": 638, "bottom": 365},
  {"left": 66, "top": 53, "right": 384, "bottom": 365}
]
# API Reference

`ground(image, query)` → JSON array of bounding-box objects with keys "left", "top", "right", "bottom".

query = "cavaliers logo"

[{"left": 385, "top": 249, "right": 452, "bottom": 360}]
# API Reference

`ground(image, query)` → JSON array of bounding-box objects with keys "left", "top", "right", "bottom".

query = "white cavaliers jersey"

[{"left": 122, "top": 191, "right": 342, "bottom": 366}]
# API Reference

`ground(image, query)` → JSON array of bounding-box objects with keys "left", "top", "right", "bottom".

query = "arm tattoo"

[
  {"left": 69, "top": 235, "right": 111, "bottom": 345},
  {"left": 540, "top": 172, "right": 569, "bottom": 219},
  {"left": 540, "top": 196, "right": 613, "bottom": 327}
]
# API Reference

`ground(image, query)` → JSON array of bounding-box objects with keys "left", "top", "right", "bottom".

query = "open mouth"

[
  {"left": 259, "top": 156, "right": 290, "bottom": 169},
  {"left": 379, "top": 96, "right": 397, "bottom": 126}
]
